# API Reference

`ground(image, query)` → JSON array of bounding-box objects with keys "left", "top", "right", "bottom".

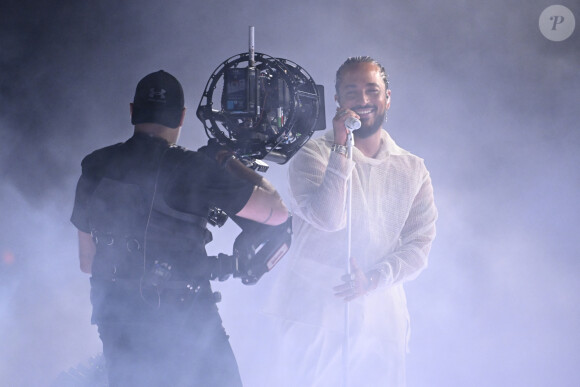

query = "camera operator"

[{"left": 71, "top": 70, "right": 288, "bottom": 386}]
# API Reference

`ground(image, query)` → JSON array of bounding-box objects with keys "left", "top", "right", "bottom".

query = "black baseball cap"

[{"left": 131, "top": 70, "right": 185, "bottom": 128}]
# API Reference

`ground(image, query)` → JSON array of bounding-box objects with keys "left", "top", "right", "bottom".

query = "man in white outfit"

[{"left": 266, "top": 56, "right": 438, "bottom": 386}]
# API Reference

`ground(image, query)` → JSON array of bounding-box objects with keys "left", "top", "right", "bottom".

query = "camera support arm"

[{"left": 211, "top": 214, "right": 292, "bottom": 285}]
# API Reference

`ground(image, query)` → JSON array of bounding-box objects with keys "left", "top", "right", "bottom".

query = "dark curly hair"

[{"left": 335, "top": 56, "right": 389, "bottom": 95}]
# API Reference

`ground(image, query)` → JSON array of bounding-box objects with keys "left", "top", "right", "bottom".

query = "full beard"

[{"left": 354, "top": 110, "right": 386, "bottom": 139}]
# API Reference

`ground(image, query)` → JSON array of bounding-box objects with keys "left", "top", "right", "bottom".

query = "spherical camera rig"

[
  {"left": 196, "top": 50, "right": 326, "bottom": 170},
  {"left": 194, "top": 28, "right": 326, "bottom": 286}
]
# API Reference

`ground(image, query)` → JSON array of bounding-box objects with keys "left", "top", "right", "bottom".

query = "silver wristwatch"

[{"left": 330, "top": 143, "right": 348, "bottom": 157}]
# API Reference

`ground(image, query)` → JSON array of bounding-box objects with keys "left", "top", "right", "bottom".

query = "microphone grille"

[{"left": 345, "top": 116, "right": 361, "bottom": 130}]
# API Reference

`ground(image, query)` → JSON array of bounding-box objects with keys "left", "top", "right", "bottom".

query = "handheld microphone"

[{"left": 345, "top": 116, "right": 361, "bottom": 131}]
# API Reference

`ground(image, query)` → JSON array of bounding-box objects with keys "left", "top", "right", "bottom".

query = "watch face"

[{"left": 331, "top": 144, "right": 348, "bottom": 156}]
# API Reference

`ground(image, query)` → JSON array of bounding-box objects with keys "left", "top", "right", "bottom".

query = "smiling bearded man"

[{"left": 265, "top": 56, "right": 438, "bottom": 387}]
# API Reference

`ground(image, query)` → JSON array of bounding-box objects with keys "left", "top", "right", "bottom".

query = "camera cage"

[{"left": 196, "top": 52, "right": 325, "bottom": 166}]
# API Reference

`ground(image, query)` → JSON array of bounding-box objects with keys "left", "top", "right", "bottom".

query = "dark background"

[{"left": 1, "top": 0, "right": 579, "bottom": 385}]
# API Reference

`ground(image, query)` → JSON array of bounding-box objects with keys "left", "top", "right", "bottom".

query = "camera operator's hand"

[{"left": 199, "top": 138, "right": 234, "bottom": 166}]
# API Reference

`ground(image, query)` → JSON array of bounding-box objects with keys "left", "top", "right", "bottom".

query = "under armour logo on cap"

[
  {"left": 148, "top": 88, "right": 167, "bottom": 103},
  {"left": 131, "top": 70, "right": 185, "bottom": 127}
]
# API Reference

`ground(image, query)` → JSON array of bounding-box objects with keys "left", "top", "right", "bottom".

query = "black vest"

[{"left": 88, "top": 139, "right": 211, "bottom": 282}]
